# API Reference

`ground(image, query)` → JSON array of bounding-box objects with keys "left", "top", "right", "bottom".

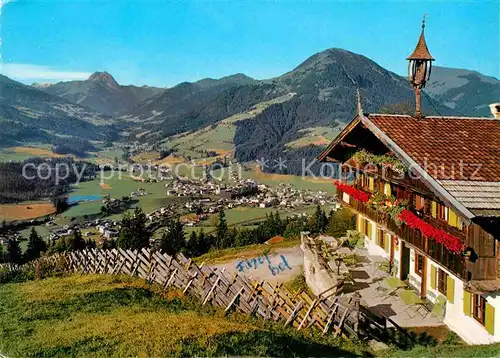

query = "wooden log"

[
  {"left": 164, "top": 268, "right": 178, "bottom": 289},
  {"left": 297, "top": 298, "right": 318, "bottom": 330},
  {"left": 285, "top": 301, "right": 304, "bottom": 326},
  {"left": 203, "top": 276, "right": 221, "bottom": 305},
  {"left": 225, "top": 287, "right": 245, "bottom": 313}
]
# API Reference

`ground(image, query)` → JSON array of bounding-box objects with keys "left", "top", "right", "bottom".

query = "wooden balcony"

[{"left": 336, "top": 189, "right": 467, "bottom": 280}]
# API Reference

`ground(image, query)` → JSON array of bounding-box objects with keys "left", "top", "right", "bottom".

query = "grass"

[
  {"left": 283, "top": 273, "right": 315, "bottom": 297},
  {"left": 0, "top": 274, "right": 368, "bottom": 357},
  {"left": 286, "top": 126, "right": 340, "bottom": 149},
  {"left": 194, "top": 238, "right": 300, "bottom": 264},
  {"left": 378, "top": 343, "right": 500, "bottom": 357},
  {"left": 63, "top": 174, "right": 177, "bottom": 218}
]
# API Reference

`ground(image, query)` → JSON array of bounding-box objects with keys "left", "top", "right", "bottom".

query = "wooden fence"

[{"left": 3, "top": 248, "right": 363, "bottom": 337}]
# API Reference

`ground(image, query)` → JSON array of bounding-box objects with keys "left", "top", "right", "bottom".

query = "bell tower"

[{"left": 407, "top": 15, "right": 434, "bottom": 119}]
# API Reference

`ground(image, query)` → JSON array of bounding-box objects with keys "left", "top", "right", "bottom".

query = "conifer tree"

[{"left": 25, "top": 227, "right": 47, "bottom": 261}]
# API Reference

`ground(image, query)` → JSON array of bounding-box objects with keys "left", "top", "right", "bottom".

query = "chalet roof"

[
  {"left": 367, "top": 114, "right": 500, "bottom": 182},
  {"left": 438, "top": 180, "right": 500, "bottom": 217},
  {"left": 318, "top": 113, "right": 500, "bottom": 219}
]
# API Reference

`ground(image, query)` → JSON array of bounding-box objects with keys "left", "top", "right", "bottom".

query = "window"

[
  {"left": 414, "top": 195, "right": 425, "bottom": 211},
  {"left": 437, "top": 269, "right": 448, "bottom": 295},
  {"left": 415, "top": 253, "right": 424, "bottom": 277},
  {"left": 377, "top": 229, "right": 385, "bottom": 249},
  {"left": 437, "top": 203, "right": 448, "bottom": 221},
  {"left": 363, "top": 219, "right": 370, "bottom": 237},
  {"left": 472, "top": 294, "right": 486, "bottom": 325}
]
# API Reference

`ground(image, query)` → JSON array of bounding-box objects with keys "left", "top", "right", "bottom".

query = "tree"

[
  {"left": 327, "top": 208, "right": 355, "bottom": 238},
  {"left": 379, "top": 102, "right": 414, "bottom": 116},
  {"left": 51, "top": 196, "right": 69, "bottom": 214},
  {"left": 309, "top": 205, "right": 328, "bottom": 234},
  {"left": 50, "top": 230, "right": 87, "bottom": 253},
  {"left": 6, "top": 239, "right": 22, "bottom": 265},
  {"left": 159, "top": 218, "right": 185, "bottom": 256},
  {"left": 185, "top": 230, "right": 212, "bottom": 257},
  {"left": 117, "top": 207, "right": 150, "bottom": 250},
  {"left": 25, "top": 227, "right": 47, "bottom": 261},
  {"left": 215, "top": 208, "right": 228, "bottom": 248}
]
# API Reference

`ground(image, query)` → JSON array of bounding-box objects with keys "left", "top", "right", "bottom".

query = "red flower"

[
  {"left": 399, "top": 210, "right": 465, "bottom": 254},
  {"left": 333, "top": 181, "right": 371, "bottom": 203}
]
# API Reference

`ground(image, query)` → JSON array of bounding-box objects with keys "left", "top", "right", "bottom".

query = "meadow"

[
  {"left": 0, "top": 274, "right": 367, "bottom": 357},
  {"left": 1, "top": 274, "right": 498, "bottom": 357},
  {"left": 0, "top": 202, "right": 56, "bottom": 221}
]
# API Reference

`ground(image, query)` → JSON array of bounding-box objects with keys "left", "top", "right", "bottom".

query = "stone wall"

[{"left": 300, "top": 233, "right": 338, "bottom": 296}]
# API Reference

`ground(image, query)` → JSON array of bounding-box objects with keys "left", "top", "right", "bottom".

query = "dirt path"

[{"left": 209, "top": 246, "right": 303, "bottom": 284}]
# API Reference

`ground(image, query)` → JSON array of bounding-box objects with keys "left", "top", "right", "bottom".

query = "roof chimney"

[{"left": 489, "top": 103, "right": 500, "bottom": 119}]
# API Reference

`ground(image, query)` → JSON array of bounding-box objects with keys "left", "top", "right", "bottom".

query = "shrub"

[{"left": 34, "top": 256, "right": 70, "bottom": 280}]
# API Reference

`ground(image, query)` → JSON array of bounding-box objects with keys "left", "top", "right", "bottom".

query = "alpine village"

[{"left": 1, "top": 6, "right": 500, "bottom": 357}]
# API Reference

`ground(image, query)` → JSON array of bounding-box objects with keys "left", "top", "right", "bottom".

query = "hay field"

[{"left": 0, "top": 202, "right": 56, "bottom": 220}]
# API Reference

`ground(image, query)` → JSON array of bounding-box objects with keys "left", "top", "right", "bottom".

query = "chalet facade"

[{"left": 319, "top": 19, "right": 500, "bottom": 344}]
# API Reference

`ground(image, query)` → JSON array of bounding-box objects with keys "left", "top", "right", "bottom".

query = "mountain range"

[
  {"left": 425, "top": 66, "right": 500, "bottom": 117},
  {"left": 33, "top": 72, "right": 164, "bottom": 116},
  {"left": 0, "top": 74, "right": 117, "bottom": 147},
  {"left": 1, "top": 48, "right": 498, "bottom": 166}
]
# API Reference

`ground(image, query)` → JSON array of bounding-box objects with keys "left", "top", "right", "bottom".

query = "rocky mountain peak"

[
  {"left": 88, "top": 71, "right": 119, "bottom": 88},
  {"left": 31, "top": 82, "right": 53, "bottom": 89}
]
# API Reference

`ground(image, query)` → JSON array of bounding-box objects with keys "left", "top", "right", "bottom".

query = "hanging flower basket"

[{"left": 399, "top": 210, "right": 466, "bottom": 254}]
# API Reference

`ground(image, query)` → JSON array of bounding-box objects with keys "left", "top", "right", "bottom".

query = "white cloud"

[{"left": 1, "top": 63, "right": 91, "bottom": 82}]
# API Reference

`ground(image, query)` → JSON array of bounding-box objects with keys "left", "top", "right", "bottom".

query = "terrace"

[
  {"left": 337, "top": 247, "right": 444, "bottom": 328},
  {"left": 335, "top": 186, "right": 467, "bottom": 280}
]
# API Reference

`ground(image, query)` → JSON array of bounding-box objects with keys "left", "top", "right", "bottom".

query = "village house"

[{"left": 319, "top": 21, "right": 500, "bottom": 344}]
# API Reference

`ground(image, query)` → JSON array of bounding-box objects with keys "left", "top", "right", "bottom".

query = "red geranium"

[
  {"left": 399, "top": 210, "right": 465, "bottom": 254},
  {"left": 333, "top": 181, "right": 371, "bottom": 203}
]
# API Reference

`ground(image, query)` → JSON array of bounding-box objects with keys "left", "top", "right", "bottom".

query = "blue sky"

[{"left": 1, "top": 0, "right": 498, "bottom": 87}]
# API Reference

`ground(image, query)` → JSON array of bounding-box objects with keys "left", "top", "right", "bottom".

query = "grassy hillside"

[
  {"left": 0, "top": 274, "right": 367, "bottom": 357},
  {"left": 1, "top": 274, "right": 499, "bottom": 357}
]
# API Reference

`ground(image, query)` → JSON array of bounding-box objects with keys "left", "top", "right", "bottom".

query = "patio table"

[
  {"left": 379, "top": 277, "right": 407, "bottom": 301},
  {"left": 398, "top": 289, "right": 429, "bottom": 318}
]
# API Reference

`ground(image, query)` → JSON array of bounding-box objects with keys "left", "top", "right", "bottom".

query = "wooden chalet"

[{"left": 319, "top": 18, "right": 500, "bottom": 344}]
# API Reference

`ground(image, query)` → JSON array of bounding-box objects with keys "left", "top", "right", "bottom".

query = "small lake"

[{"left": 68, "top": 195, "right": 103, "bottom": 204}]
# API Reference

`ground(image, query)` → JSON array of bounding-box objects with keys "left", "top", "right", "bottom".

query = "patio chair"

[{"left": 431, "top": 295, "right": 447, "bottom": 319}]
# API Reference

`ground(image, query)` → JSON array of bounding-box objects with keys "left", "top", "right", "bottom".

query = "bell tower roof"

[{"left": 407, "top": 15, "right": 434, "bottom": 61}]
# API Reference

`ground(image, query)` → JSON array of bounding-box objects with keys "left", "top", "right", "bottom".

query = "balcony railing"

[{"left": 337, "top": 189, "right": 467, "bottom": 279}]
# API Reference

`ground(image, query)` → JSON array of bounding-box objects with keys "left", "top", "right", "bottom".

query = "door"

[{"left": 400, "top": 242, "right": 411, "bottom": 281}]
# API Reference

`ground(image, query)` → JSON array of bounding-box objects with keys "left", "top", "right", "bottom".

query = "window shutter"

[
  {"left": 369, "top": 177, "right": 375, "bottom": 191},
  {"left": 367, "top": 222, "right": 372, "bottom": 239},
  {"left": 384, "top": 182, "right": 392, "bottom": 197},
  {"left": 431, "top": 201, "right": 437, "bottom": 218},
  {"left": 446, "top": 276, "right": 455, "bottom": 303},
  {"left": 463, "top": 290, "right": 471, "bottom": 316},
  {"left": 430, "top": 265, "right": 437, "bottom": 289},
  {"left": 485, "top": 302, "right": 495, "bottom": 336},
  {"left": 448, "top": 210, "right": 457, "bottom": 228},
  {"left": 375, "top": 229, "right": 380, "bottom": 246},
  {"left": 356, "top": 215, "right": 360, "bottom": 231},
  {"left": 384, "top": 234, "right": 390, "bottom": 253}
]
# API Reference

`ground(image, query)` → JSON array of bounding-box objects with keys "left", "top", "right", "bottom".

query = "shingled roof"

[{"left": 367, "top": 114, "right": 500, "bottom": 182}]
